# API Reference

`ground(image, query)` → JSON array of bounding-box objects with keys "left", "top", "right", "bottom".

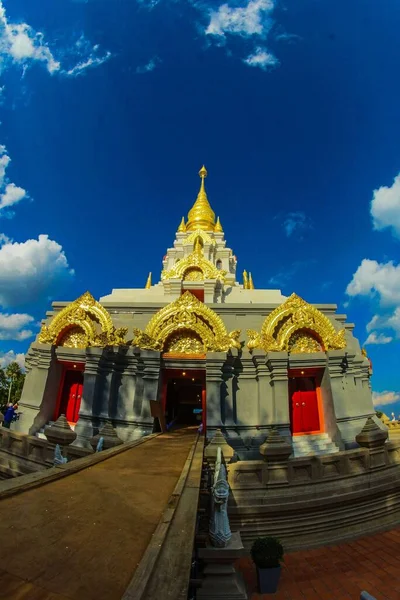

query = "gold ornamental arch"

[
  {"left": 247, "top": 293, "right": 346, "bottom": 353},
  {"left": 132, "top": 291, "right": 241, "bottom": 354},
  {"left": 38, "top": 291, "right": 128, "bottom": 348},
  {"left": 161, "top": 250, "right": 226, "bottom": 282}
]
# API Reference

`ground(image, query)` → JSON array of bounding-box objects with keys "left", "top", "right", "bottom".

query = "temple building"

[{"left": 17, "top": 167, "right": 377, "bottom": 458}]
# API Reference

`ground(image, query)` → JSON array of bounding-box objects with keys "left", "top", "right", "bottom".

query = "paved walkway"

[
  {"left": 236, "top": 527, "right": 400, "bottom": 600},
  {"left": 0, "top": 428, "right": 197, "bottom": 600}
]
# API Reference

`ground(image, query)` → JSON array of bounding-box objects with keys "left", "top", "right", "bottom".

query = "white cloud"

[
  {"left": 136, "top": 57, "right": 160, "bottom": 74},
  {"left": 0, "top": 349, "right": 25, "bottom": 370},
  {"left": 0, "top": 3, "right": 111, "bottom": 78},
  {"left": 0, "top": 2, "right": 60, "bottom": 73},
  {"left": 346, "top": 259, "right": 400, "bottom": 306},
  {"left": 0, "top": 146, "right": 27, "bottom": 215},
  {"left": 206, "top": 0, "right": 274, "bottom": 37},
  {"left": 64, "top": 50, "right": 112, "bottom": 77},
  {"left": 364, "top": 332, "right": 393, "bottom": 345},
  {"left": 0, "top": 311, "right": 34, "bottom": 341},
  {"left": 282, "top": 211, "right": 313, "bottom": 238},
  {"left": 347, "top": 259, "right": 400, "bottom": 343},
  {"left": 371, "top": 173, "right": 400, "bottom": 238},
  {"left": 0, "top": 234, "right": 74, "bottom": 307},
  {"left": 372, "top": 391, "right": 400, "bottom": 407},
  {"left": 243, "top": 46, "right": 278, "bottom": 70}
]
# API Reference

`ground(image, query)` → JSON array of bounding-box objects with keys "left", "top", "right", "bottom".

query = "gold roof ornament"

[
  {"left": 145, "top": 272, "right": 152, "bottom": 289},
  {"left": 243, "top": 270, "right": 249, "bottom": 290},
  {"left": 193, "top": 236, "right": 203, "bottom": 254},
  {"left": 177, "top": 217, "right": 186, "bottom": 232},
  {"left": 186, "top": 166, "right": 216, "bottom": 232},
  {"left": 247, "top": 293, "right": 347, "bottom": 353},
  {"left": 249, "top": 273, "right": 255, "bottom": 289},
  {"left": 215, "top": 216, "right": 223, "bottom": 233}
]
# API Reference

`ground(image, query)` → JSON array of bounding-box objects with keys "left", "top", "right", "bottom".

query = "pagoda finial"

[
  {"left": 243, "top": 270, "right": 249, "bottom": 289},
  {"left": 177, "top": 217, "right": 186, "bottom": 233},
  {"left": 186, "top": 166, "right": 216, "bottom": 232},
  {"left": 215, "top": 216, "right": 223, "bottom": 233},
  {"left": 145, "top": 272, "right": 152, "bottom": 289},
  {"left": 249, "top": 273, "right": 255, "bottom": 289}
]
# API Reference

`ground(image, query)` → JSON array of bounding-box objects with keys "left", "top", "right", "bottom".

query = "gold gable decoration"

[
  {"left": 132, "top": 291, "right": 242, "bottom": 353},
  {"left": 247, "top": 293, "right": 346, "bottom": 353},
  {"left": 38, "top": 291, "right": 128, "bottom": 348},
  {"left": 161, "top": 246, "right": 226, "bottom": 282}
]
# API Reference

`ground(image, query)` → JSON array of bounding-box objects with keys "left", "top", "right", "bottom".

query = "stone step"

[
  {"left": 292, "top": 433, "right": 330, "bottom": 442},
  {"left": 292, "top": 441, "right": 334, "bottom": 451},
  {"left": 293, "top": 447, "right": 340, "bottom": 458}
]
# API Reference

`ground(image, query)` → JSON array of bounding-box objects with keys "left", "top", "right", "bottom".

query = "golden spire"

[
  {"left": 145, "top": 272, "right": 152, "bottom": 289},
  {"left": 243, "top": 270, "right": 249, "bottom": 289},
  {"left": 214, "top": 216, "right": 223, "bottom": 233},
  {"left": 249, "top": 273, "right": 255, "bottom": 289},
  {"left": 177, "top": 217, "right": 186, "bottom": 232},
  {"left": 186, "top": 166, "right": 216, "bottom": 232}
]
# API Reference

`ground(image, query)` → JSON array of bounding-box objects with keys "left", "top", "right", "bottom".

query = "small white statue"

[{"left": 391, "top": 412, "right": 396, "bottom": 422}]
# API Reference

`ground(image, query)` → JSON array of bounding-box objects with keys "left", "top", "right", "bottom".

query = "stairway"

[{"left": 291, "top": 433, "right": 339, "bottom": 458}]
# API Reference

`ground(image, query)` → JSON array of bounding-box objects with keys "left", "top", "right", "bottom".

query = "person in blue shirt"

[{"left": 2, "top": 403, "right": 17, "bottom": 429}]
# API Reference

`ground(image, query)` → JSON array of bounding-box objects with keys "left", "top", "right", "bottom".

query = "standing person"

[{"left": 2, "top": 403, "right": 15, "bottom": 429}]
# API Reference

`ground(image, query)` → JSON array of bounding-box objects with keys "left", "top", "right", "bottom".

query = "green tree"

[
  {"left": 0, "top": 362, "right": 25, "bottom": 412},
  {"left": 375, "top": 410, "right": 383, "bottom": 419}
]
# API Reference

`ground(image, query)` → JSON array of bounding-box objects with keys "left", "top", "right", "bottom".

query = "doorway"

[
  {"left": 161, "top": 369, "right": 206, "bottom": 431},
  {"left": 289, "top": 370, "right": 323, "bottom": 435},
  {"left": 55, "top": 368, "right": 84, "bottom": 424}
]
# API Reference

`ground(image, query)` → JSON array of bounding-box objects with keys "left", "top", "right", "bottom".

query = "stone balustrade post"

[
  {"left": 90, "top": 421, "right": 123, "bottom": 451},
  {"left": 205, "top": 429, "right": 235, "bottom": 466},
  {"left": 356, "top": 417, "right": 388, "bottom": 469},
  {"left": 44, "top": 415, "right": 78, "bottom": 463},
  {"left": 259, "top": 428, "right": 292, "bottom": 485}
]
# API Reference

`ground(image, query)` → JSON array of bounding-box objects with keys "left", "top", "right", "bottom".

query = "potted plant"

[{"left": 251, "top": 536, "right": 284, "bottom": 594}]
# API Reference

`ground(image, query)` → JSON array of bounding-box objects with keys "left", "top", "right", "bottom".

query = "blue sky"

[{"left": 0, "top": 0, "right": 399, "bottom": 414}]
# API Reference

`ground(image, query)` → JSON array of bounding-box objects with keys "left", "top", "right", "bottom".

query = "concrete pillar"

[
  {"left": 73, "top": 347, "right": 105, "bottom": 448},
  {"left": 327, "top": 351, "right": 372, "bottom": 448},
  {"left": 16, "top": 345, "right": 61, "bottom": 436},
  {"left": 204, "top": 279, "right": 217, "bottom": 303},
  {"left": 252, "top": 352, "right": 273, "bottom": 432},
  {"left": 138, "top": 350, "right": 161, "bottom": 435},
  {"left": 221, "top": 353, "right": 237, "bottom": 427},
  {"left": 206, "top": 352, "right": 226, "bottom": 437},
  {"left": 266, "top": 352, "right": 291, "bottom": 443},
  {"left": 112, "top": 346, "right": 141, "bottom": 441}
]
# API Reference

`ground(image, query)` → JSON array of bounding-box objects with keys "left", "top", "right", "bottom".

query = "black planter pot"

[{"left": 257, "top": 566, "right": 281, "bottom": 594}]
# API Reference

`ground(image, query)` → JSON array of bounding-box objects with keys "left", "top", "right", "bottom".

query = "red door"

[
  {"left": 58, "top": 370, "right": 84, "bottom": 424},
  {"left": 290, "top": 377, "right": 320, "bottom": 434}
]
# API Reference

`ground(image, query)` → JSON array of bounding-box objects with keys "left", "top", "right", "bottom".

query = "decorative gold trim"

[
  {"left": 38, "top": 291, "right": 128, "bottom": 348},
  {"left": 132, "top": 291, "right": 242, "bottom": 353},
  {"left": 161, "top": 247, "right": 226, "bottom": 281},
  {"left": 247, "top": 293, "right": 346, "bottom": 352},
  {"left": 184, "top": 229, "right": 215, "bottom": 246},
  {"left": 145, "top": 272, "right": 152, "bottom": 289}
]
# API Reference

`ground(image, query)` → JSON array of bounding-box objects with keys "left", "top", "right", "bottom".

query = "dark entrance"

[{"left": 161, "top": 369, "right": 206, "bottom": 430}]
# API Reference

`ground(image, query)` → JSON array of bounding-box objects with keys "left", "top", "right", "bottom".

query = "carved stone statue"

[{"left": 209, "top": 446, "right": 232, "bottom": 548}]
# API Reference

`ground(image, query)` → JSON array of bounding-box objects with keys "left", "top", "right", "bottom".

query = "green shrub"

[{"left": 251, "top": 537, "right": 284, "bottom": 569}]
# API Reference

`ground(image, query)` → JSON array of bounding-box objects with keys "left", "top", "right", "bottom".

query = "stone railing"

[
  {"left": 206, "top": 419, "right": 400, "bottom": 551},
  {"left": 0, "top": 415, "right": 123, "bottom": 479}
]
